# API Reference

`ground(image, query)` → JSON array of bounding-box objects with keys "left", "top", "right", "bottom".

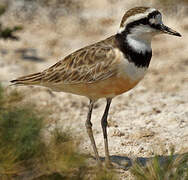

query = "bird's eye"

[{"left": 149, "top": 14, "right": 162, "bottom": 25}]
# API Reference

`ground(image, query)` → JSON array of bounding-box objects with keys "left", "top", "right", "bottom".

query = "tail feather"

[{"left": 11, "top": 72, "right": 43, "bottom": 85}]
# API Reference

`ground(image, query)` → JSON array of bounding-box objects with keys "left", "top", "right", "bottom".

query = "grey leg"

[
  {"left": 85, "top": 99, "right": 101, "bottom": 166},
  {"left": 101, "top": 98, "right": 112, "bottom": 166}
]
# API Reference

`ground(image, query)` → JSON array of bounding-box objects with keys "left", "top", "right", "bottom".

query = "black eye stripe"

[
  {"left": 150, "top": 23, "right": 161, "bottom": 30},
  {"left": 148, "top": 11, "right": 162, "bottom": 29},
  {"left": 148, "top": 11, "right": 161, "bottom": 19},
  {"left": 123, "top": 11, "right": 161, "bottom": 34}
]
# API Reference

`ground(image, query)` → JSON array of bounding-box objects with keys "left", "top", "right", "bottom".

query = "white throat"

[{"left": 125, "top": 25, "right": 154, "bottom": 53}]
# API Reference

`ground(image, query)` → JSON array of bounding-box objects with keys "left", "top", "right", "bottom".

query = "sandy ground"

[{"left": 0, "top": 0, "right": 188, "bottom": 179}]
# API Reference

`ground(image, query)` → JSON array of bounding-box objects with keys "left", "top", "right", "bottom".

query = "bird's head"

[{"left": 118, "top": 7, "right": 181, "bottom": 40}]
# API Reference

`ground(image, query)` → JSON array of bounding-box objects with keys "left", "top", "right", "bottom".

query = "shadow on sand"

[{"left": 97, "top": 153, "right": 182, "bottom": 170}]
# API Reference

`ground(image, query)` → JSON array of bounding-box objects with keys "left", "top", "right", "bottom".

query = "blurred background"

[{"left": 0, "top": 0, "right": 187, "bottom": 179}]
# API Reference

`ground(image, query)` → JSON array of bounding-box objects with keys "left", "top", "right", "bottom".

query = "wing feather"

[
  {"left": 42, "top": 38, "right": 119, "bottom": 84},
  {"left": 11, "top": 36, "right": 120, "bottom": 86}
]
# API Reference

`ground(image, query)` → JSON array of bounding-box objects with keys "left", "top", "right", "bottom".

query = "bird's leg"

[
  {"left": 101, "top": 98, "right": 112, "bottom": 167},
  {"left": 85, "top": 99, "right": 101, "bottom": 166}
]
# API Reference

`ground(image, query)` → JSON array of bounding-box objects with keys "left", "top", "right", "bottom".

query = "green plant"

[
  {"left": 0, "top": 84, "right": 44, "bottom": 178},
  {"left": 51, "top": 127, "right": 72, "bottom": 144},
  {"left": 93, "top": 168, "right": 118, "bottom": 180},
  {"left": 38, "top": 127, "right": 87, "bottom": 179},
  {"left": 0, "top": 4, "right": 6, "bottom": 16},
  {"left": 0, "top": 25, "right": 23, "bottom": 40},
  {"left": 0, "top": 84, "right": 118, "bottom": 179},
  {"left": 0, "top": 147, "right": 21, "bottom": 179},
  {"left": 131, "top": 148, "right": 188, "bottom": 180},
  {"left": 0, "top": 107, "right": 45, "bottom": 161},
  {"left": 0, "top": 4, "right": 22, "bottom": 40},
  {"left": 0, "top": 84, "right": 4, "bottom": 106}
]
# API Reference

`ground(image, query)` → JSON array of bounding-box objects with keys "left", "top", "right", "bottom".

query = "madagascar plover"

[{"left": 11, "top": 7, "right": 181, "bottom": 167}]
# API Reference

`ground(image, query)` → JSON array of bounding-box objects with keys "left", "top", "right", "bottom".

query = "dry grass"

[
  {"left": 0, "top": 84, "right": 118, "bottom": 180},
  {"left": 131, "top": 147, "right": 188, "bottom": 180}
]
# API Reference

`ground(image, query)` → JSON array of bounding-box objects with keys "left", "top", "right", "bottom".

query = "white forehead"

[{"left": 118, "top": 8, "right": 157, "bottom": 34}]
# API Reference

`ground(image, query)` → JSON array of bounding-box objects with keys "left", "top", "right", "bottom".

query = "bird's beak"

[{"left": 160, "top": 24, "right": 181, "bottom": 37}]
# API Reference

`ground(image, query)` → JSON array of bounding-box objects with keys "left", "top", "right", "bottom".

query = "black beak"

[{"left": 160, "top": 24, "right": 181, "bottom": 37}]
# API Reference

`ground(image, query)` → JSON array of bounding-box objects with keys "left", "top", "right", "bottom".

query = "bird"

[{"left": 11, "top": 7, "right": 181, "bottom": 168}]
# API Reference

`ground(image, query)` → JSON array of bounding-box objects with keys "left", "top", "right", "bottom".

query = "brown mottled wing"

[{"left": 42, "top": 42, "right": 119, "bottom": 84}]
